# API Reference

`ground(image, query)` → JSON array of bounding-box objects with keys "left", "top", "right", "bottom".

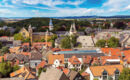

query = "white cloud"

[
  {"left": 125, "top": 5, "right": 130, "bottom": 10},
  {"left": 103, "top": 0, "right": 130, "bottom": 12}
]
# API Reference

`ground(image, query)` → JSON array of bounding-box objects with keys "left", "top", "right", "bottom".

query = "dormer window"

[
  {"left": 115, "top": 69, "right": 120, "bottom": 80},
  {"left": 102, "top": 70, "right": 108, "bottom": 80}
]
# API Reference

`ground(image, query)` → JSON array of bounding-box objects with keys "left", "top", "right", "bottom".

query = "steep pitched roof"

[
  {"left": 89, "top": 65, "right": 123, "bottom": 76},
  {"left": 39, "top": 67, "right": 69, "bottom": 80},
  {"left": 83, "top": 55, "right": 92, "bottom": 64},
  {"left": 6, "top": 54, "right": 29, "bottom": 62},
  {"left": 10, "top": 66, "right": 36, "bottom": 80},
  {"left": 69, "top": 56, "right": 81, "bottom": 64},
  {"left": 30, "top": 50, "right": 42, "bottom": 60},
  {"left": 36, "top": 60, "right": 46, "bottom": 70},
  {"left": 48, "top": 54, "right": 64, "bottom": 65}
]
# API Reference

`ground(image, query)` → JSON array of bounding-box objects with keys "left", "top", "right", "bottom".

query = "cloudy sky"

[{"left": 0, "top": 0, "right": 130, "bottom": 17}]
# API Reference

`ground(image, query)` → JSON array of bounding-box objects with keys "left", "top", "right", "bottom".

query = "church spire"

[
  {"left": 45, "top": 30, "right": 49, "bottom": 48},
  {"left": 69, "top": 22, "right": 77, "bottom": 36},
  {"left": 49, "top": 19, "right": 54, "bottom": 31},
  {"left": 28, "top": 24, "right": 33, "bottom": 46}
]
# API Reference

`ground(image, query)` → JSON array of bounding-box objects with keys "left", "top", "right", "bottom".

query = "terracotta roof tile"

[
  {"left": 90, "top": 65, "right": 123, "bottom": 76},
  {"left": 48, "top": 54, "right": 64, "bottom": 65},
  {"left": 36, "top": 60, "right": 46, "bottom": 70},
  {"left": 81, "top": 72, "right": 90, "bottom": 76},
  {"left": 69, "top": 56, "right": 81, "bottom": 64}
]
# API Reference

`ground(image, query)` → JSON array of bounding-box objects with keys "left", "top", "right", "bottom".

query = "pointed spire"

[
  {"left": 49, "top": 19, "right": 54, "bottom": 31},
  {"left": 45, "top": 30, "right": 49, "bottom": 48},
  {"left": 69, "top": 22, "right": 77, "bottom": 36}
]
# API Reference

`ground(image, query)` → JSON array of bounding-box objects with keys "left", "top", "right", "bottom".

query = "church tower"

[
  {"left": 69, "top": 22, "right": 77, "bottom": 36},
  {"left": 49, "top": 19, "right": 54, "bottom": 31},
  {"left": 28, "top": 25, "right": 33, "bottom": 46}
]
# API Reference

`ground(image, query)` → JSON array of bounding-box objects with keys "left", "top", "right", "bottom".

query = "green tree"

[
  {"left": 70, "top": 35, "right": 77, "bottom": 47},
  {"left": 96, "top": 39, "right": 106, "bottom": 48},
  {"left": 107, "top": 37, "right": 120, "bottom": 48},
  {"left": 0, "top": 62, "right": 12, "bottom": 77},
  {"left": 12, "top": 65, "right": 20, "bottom": 72},
  {"left": 22, "top": 37, "right": 30, "bottom": 43},
  {"left": 0, "top": 47, "right": 9, "bottom": 56},
  {"left": 61, "top": 36, "right": 71, "bottom": 49},
  {"left": 14, "top": 33, "right": 24, "bottom": 40},
  {"left": 119, "top": 68, "right": 130, "bottom": 80},
  {"left": 38, "top": 68, "right": 46, "bottom": 77}
]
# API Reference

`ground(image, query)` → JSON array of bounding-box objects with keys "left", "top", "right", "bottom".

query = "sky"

[{"left": 0, "top": 0, "right": 130, "bottom": 17}]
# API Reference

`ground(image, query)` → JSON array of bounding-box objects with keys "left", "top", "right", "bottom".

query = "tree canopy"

[
  {"left": 119, "top": 68, "right": 130, "bottom": 80},
  {"left": 61, "top": 35, "right": 77, "bottom": 49},
  {"left": 96, "top": 39, "right": 106, "bottom": 48},
  {"left": 107, "top": 37, "right": 120, "bottom": 48},
  {"left": 96, "top": 37, "right": 120, "bottom": 48},
  {"left": 14, "top": 33, "right": 24, "bottom": 40}
]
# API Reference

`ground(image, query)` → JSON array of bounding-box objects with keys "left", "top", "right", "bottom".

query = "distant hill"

[{"left": 53, "top": 15, "right": 130, "bottom": 19}]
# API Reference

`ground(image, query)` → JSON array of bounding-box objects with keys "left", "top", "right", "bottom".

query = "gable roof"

[
  {"left": 89, "top": 65, "right": 123, "bottom": 76},
  {"left": 67, "top": 70, "right": 79, "bottom": 80},
  {"left": 30, "top": 50, "right": 42, "bottom": 60},
  {"left": 39, "top": 67, "right": 69, "bottom": 80},
  {"left": 6, "top": 54, "right": 29, "bottom": 62},
  {"left": 48, "top": 54, "right": 64, "bottom": 65},
  {"left": 36, "top": 60, "right": 46, "bottom": 70},
  {"left": 10, "top": 66, "right": 36, "bottom": 80},
  {"left": 69, "top": 56, "right": 81, "bottom": 64}
]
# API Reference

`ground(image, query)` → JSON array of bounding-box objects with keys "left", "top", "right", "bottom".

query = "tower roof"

[{"left": 49, "top": 19, "right": 53, "bottom": 26}]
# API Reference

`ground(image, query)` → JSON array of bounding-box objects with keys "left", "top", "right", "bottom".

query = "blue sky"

[{"left": 0, "top": 0, "right": 130, "bottom": 17}]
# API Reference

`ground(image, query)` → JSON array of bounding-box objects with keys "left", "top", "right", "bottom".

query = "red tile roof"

[
  {"left": 48, "top": 54, "right": 64, "bottom": 65},
  {"left": 90, "top": 65, "right": 123, "bottom": 76},
  {"left": 22, "top": 42, "right": 52, "bottom": 48},
  {"left": 36, "top": 60, "right": 46, "bottom": 70},
  {"left": 83, "top": 55, "right": 92, "bottom": 64},
  {"left": 81, "top": 72, "right": 90, "bottom": 76},
  {"left": 69, "top": 56, "right": 81, "bottom": 64},
  {"left": 63, "top": 68, "right": 70, "bottom": 75},
  {"left": 60, "top": 49, "right": 72, "bottom": 51}
]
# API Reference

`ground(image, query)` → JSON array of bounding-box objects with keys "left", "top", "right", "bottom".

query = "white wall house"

[
  {"left": 52, "top": 59, "right": 62, "bottom": 68},
  {"left": 85, "top": 65, "right": 123, "bottom": 80}
]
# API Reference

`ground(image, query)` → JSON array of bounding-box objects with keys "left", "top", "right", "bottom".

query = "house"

[
  {"left": 0, "top": 36, "right": 14, "bottom": 41},
  {"left": 13, "top": 40, "right": 22, "bottom": 47},
  {"left": 68, "top": 56, "right": 82, "bottom": 71},
  {"left": 67, "top": 70, "right": 85, "bottom": 80},
  {"left": 55, "top": 37, "right": 64, "bottom": 48},
  {"left": 77, "top": 36, "right": 95, "bottom": 48},
  {"left": 48, "top": 54, "right": 64, "bottom": 68},
  {"left": 85, "top": 65, "right": 123, "bottom": 80},
  {"left": 100, "top": 56, "right": 120, "bottom": 65},
  {"left": 10, "top": 66, "right": 36, "bottom": 80},
  {"left": 39, "top": 67, "right": 69, "bottom": 80},
  {"left": 6, "top": 54, "right": 29, "bottom": 67},
  {"left": 36, "top": 60, "right": 47, "bottom": 70},
  {"left": 0, "top": 77, "right": 24, "bottom": 80},
  {"left": 120, "top": 34, "right": 130, "bottom": 47},
  {"left": 30, "top": 50, "right": 42, "bottom": 68},
  {"left": 82, "top": 55, "right": 92, "bottom": 66}
]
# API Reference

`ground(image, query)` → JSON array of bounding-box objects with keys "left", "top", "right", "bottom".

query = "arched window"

[
  {"left": 115, "top": 69, "right": 120, "bottom": 80},
  {"left": 102, "top": 70, "right": 108, "bottom": 80}
]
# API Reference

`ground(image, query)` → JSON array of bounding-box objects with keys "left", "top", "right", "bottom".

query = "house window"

[
  {"left": 115, "top": 69, "right": 120, "bottom": 80},
  {"left": 35, "top": 63, "right": 37, "bottom": 66},
  {"left": 102, "top": 70, "right": 108, "bottom": 80}
]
